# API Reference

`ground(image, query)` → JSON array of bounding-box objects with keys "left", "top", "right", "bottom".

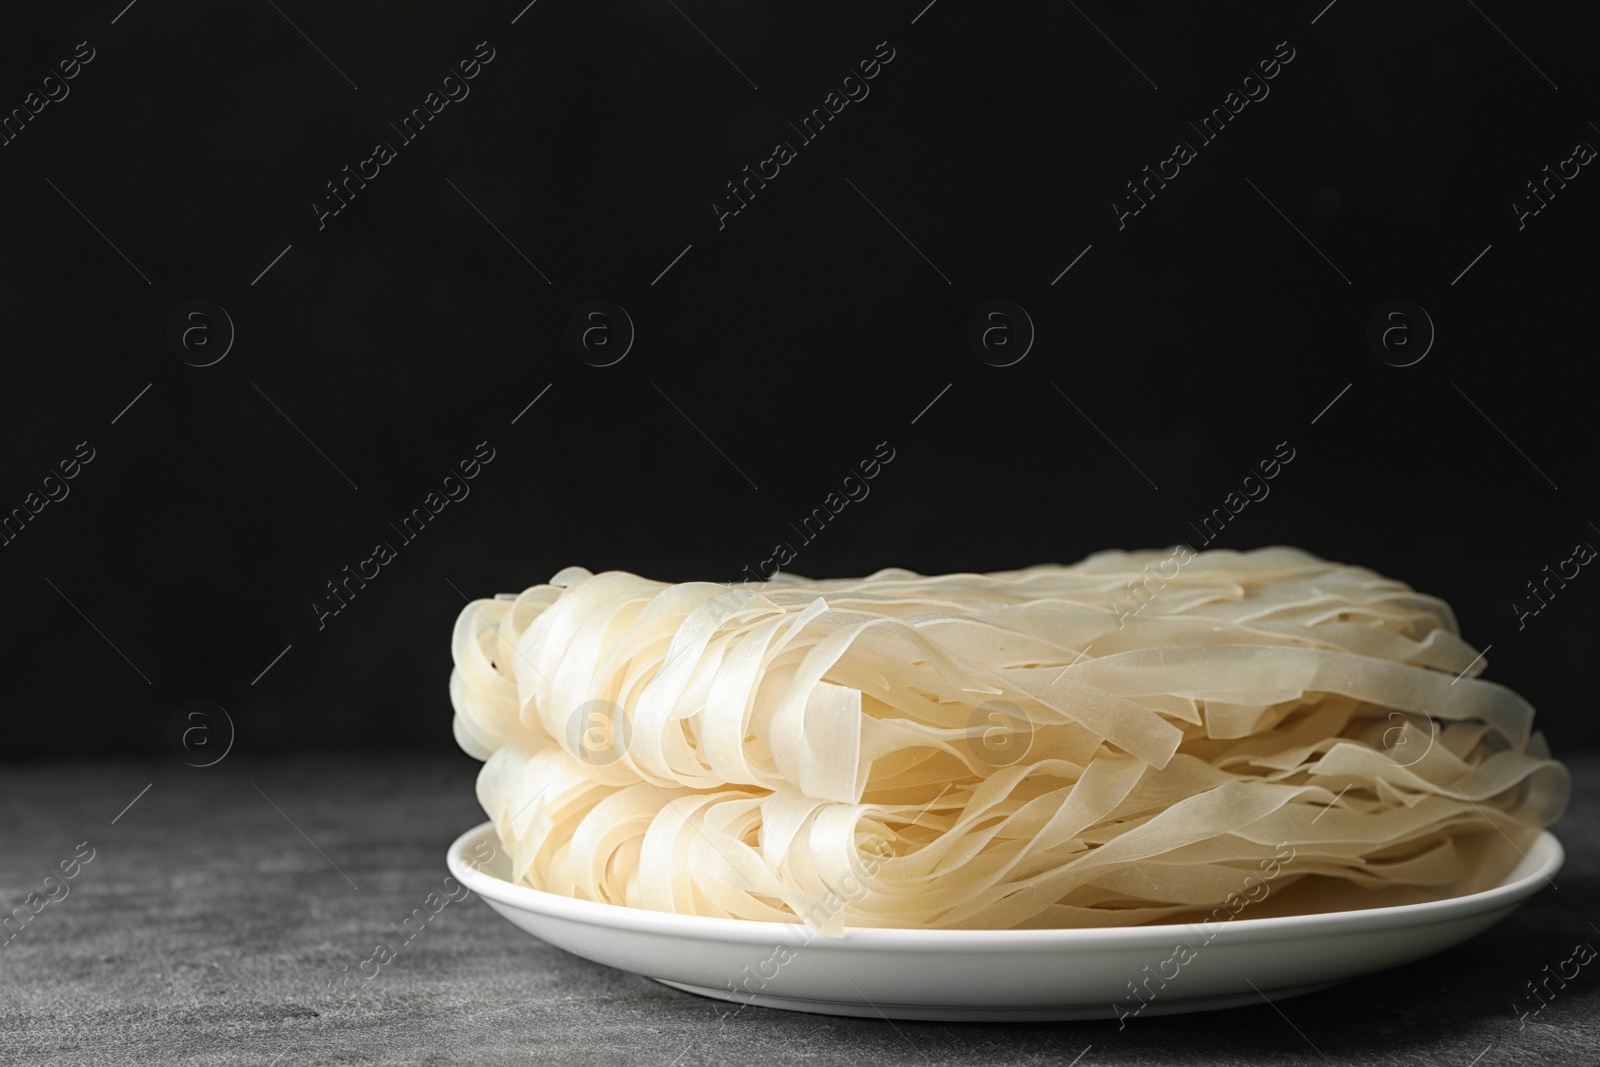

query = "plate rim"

[{"left": 446, "top": 820, "right": 1562, "bottom": 951}]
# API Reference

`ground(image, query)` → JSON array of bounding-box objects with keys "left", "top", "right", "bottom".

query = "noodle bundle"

[{"left": 450, "top": 547, "right": 1568, "bottom": 932}]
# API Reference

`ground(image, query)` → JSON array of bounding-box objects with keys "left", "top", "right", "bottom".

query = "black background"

[{"left": 2, "top": 1, "right": 1596, "bottom": 761}]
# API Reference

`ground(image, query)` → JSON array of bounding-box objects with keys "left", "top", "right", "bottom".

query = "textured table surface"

[{"left": 2, "top": 753, "right": 1596, "bottom": 1067}]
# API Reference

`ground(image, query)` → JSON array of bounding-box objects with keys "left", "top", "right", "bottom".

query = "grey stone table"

[{"left": 3, "top": 753, "right": 1596, "bottom": 1066}]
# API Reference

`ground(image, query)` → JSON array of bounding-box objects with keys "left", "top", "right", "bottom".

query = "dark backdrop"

[{"left": 2, "top": 1, "right": 1596, "bottom": 760}]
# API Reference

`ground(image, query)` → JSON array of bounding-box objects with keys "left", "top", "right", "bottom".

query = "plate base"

[
  {"left": 451, "top": 822, "right": 1562, "bottom": 1024},
  {"left": 653, "top": 977, "right": 1348, "bottom": 1022}
]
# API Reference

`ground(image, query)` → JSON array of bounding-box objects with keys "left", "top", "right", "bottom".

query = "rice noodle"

[{"left": 451, "top": 547, "right": 1569, "bottom": 932}]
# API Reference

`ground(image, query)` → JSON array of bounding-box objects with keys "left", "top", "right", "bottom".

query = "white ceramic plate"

[{"left": 447, "top": 822, "right": 1562, "bottom": 1022}]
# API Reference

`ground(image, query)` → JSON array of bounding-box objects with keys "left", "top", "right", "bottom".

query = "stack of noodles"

[{"left": 450, "top": 547, "right": 1568, "bottom": 932}]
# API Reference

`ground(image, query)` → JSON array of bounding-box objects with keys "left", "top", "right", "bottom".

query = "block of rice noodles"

[{"left": 449, "top": 547, "right": 1568, "bottom": 933}]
